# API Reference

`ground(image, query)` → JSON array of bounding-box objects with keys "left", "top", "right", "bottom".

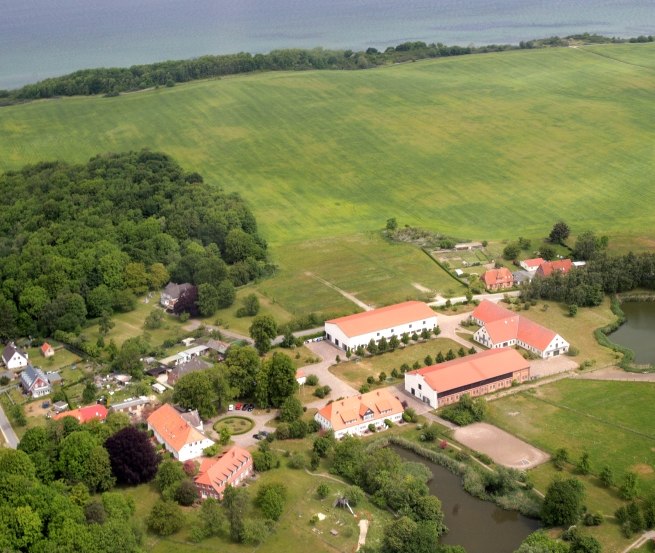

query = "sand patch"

[
  {"left": 316, "top": 513, "right": 326, "bottom": 521},
  {"left": 631, "top": 464, "right": 654, "bottom": 475},
  {"left": 412, "top": 282, "right": 432, "bottom": 293}
]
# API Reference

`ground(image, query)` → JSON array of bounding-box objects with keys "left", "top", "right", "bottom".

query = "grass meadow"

[
  {"left": 1, "top": 43, "right": 654, "bottom": 316},
  {"left": 487, "top": 379, "right": 655, "bottom": 497}
]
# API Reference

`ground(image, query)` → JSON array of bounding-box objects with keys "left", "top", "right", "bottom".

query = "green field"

[
  {"left": 487, "top": 379, "right": 655, "bottom": 496},
  {"left": 330, "top": 337, "right": 464, "bottom": 389},
  {"left": 2, "top": 43, "right": 654, "bottom": 316}
]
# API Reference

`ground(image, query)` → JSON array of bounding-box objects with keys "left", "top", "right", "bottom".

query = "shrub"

[
  {"left": 567, "top": 346, "right": 580, "bottom": 357},
  {"left": 368, "top": 423, "right": 376, "bottom": 433},
  {"left": 378, "top": 371, "right": 387, "bottom": 382},
  {"left": 439, "top": 440, "right": 448, "bottom": 450},
  {"left": 475, "top": 453, "right": 493, "bottom": 465},
  {"left": 316, "top": 483, "right": 329, "bottom": 499},
  {"left": 366, "top": 376, "right": 375, "bottom": 385},
  {"left": 383, "top": 418, "right": 393, "bottom": 428},
  {"left": 346, "top": 485, "right": 364, "bottom": 506},
  {"left": 400, "top": 363, "right": 410, "bottom": 373},
  {"left": 287, "top": 454, "right": 306, "bottom": 470},
  {"left": 203, "top": 444, "right": 219, "bottom": 457},
  {"left": 391, "top": 368, "right": 400, "bottom": 378},
  {"left": 359, "top": 384, "right": 370, "bottom": 394},
  {"left": 313, "top": 385, "right": 331, "bottom": 399},
  {"left": 421, "top": 424, "right": 438, "bottom": 442},
  {"left": 175, "top": 479, "right": 199, "bottom": 506},
  {"left": 583, "top": 512, "right": 603, "bottom": 526},
  {"left": 402, "top": 408, "right": 418, "bottom": 423},
  {"left": 306, "top": 374, "right": 319, "bottom": 386},
  {"left": 455, "top": 451, "right": 469, "bottom": 462}
]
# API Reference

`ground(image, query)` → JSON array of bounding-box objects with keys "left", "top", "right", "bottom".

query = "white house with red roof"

[
  {"left": 481, "top": 268, "right": 514, "bottom": 291},
  {"left": 314, "top": 389, "right": 404, "bottom": 439},
  {"left": 295, "top": 369, "right": 306, "bottom": 385},
  {"left": 147, "top": 403, "right": 215, "bottom": 461},
  {"left": 519, "top": 258, "right": 545, "bottom": 272},
  {"left": 194, "top": 446, "right": 253, "bottom": 500},
  {"left": 54, "top": 404, "right": 108, "bottom": 424},
  {"left": 324, "top": 301, "right": 437, "bottom": 352},
  {"left": 471, "top": 300, "right": 569, "bottom": 358},
  {"left": 405, "top": 348, "right": 529, "bottom": 408}
]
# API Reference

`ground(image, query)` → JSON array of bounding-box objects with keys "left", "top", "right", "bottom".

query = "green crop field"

[
  {"left": 2, "top": 43, "right": 654, "bottom": 316},
  {"left": 487, "top": 379, "right": 655, "bottom": 496}
]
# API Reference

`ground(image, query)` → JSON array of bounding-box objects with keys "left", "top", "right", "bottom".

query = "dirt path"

[
  {"left": 412, "top": 282, "right": 433, "bottom": 294},
  {"left": 620, "top": 530, "right": 655, "bottom": 553},
  {"left": 302, "top": 341, "right": 359, "bottom": 408},
  {"left": 305, "top": 272, "right": 373, "bottom": 311},
  {"left": 577, "top": 366, "right": 655, "bottom": 382},
  {"left": 356, "top": 520, "right": 369, "bottom": 552}
]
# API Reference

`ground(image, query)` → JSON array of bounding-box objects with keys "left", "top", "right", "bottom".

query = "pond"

[
  {"left": 393, "top": 446, "right": 540, "bottom": 553},
  {"left": 610, "top": 302, "right": 655, "bottom": 365}
]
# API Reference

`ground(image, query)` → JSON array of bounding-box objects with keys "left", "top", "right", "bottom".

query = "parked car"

[
  {"left": 259, "top": 430, "right": 270, "bottom": 437},
  {"left": 228, "top": 404, "right": 234, "bottom": 411},
  {"left": 235, "top": 403, "right": 243, "bottom": 410},
  {"left": 245, "top": 403, "right": 254, "bottom": 411},
  {"left": 253, "top": 433, "right": 262, "bottom": 440}
]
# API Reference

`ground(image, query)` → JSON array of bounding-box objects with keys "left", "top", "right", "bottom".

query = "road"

[
  {"left": 429, "top": 290, "right": 520, "bottom": 307},
  {"left": 0, "top": 402, "right": 19, "bottom": 448}
]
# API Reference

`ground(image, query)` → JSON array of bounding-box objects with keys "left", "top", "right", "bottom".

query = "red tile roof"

[
  {"left": 537, "top": 259, "right": 573, "bottom": 277},
  {"left": 54, "top": 404, "right": 108, "bottom": 424},
  {"left": 326, "top": 301, "right": 435, "bottom": 338},
  {"left": 41, "top": 342, "right": 54, "bottom": 354},
  {"left": 410, "top": 348, "right": 528, "bottom": 393},
  {"left": 317, "top": 389, "right": 404, "bottom": 431},
  {"left": 473, "top": 301, "right": 560, "bottom": 351},
  {"left": 147, "top": 403, "right": 208, "bottom": 454},
  {"left": 471, "top": 300, "right": 514, "bottom": 324},
  {"left": 482, "top": 268, "right": 513, "bottom": 288},
  {"left": 521, "top": 258, "right": 545, "bottom": 269},
  {"left": 195, "top": 446, "right": 252, "bottom": 496}
]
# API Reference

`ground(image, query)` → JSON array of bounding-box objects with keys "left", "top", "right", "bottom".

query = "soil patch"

[{"left": 631, "top": 463, "right": 654, "bottom": 475}]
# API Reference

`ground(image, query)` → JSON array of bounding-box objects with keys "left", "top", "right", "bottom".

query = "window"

[
  {"left": 418, "top": 383, "right": 422, "bottom": 390},
  {"left": 376, "top": 332, "right": 380, "bottom": 337},
  {"left": 409, "top": 324, "right": 412, "bottom": 328}
]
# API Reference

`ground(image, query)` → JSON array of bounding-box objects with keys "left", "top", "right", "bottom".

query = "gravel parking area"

[{"left": 453, "top": 422, "right": 550, "bottom": 469}]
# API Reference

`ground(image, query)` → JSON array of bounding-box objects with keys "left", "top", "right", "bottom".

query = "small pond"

[
  {"left": 609, "top": 302, "right": 655, "bottom": 365},
  {"left": 393, "top": 446, "right": 540, "bottom": 553}
]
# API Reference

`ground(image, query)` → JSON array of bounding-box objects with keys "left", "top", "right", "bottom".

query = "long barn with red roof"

[
  {"left": 324, "top": 301, "right": 437, "bottom": 352},
  {"left": 404, "top": 348, "right": 530, "bottom": 408}
]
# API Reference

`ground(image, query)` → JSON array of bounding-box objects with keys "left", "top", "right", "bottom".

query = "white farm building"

[{"left": 324, "top": 301, "right": 437, "bottom": 352}]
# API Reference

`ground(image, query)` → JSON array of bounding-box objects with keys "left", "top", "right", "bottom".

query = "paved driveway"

[
  {"left": 205, "top": 409, "right": 277, "bottom": 449},
  {"left": 302, "top": 341, "right": 359, "bottom": 409}
]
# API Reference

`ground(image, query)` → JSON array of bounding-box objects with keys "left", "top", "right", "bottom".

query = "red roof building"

[
  {"left": 519, "top": 258, "right": 545, "bottom": 272},
  {"left": 194, "top": 446, "right": 253, "bottom": 500},
  {"left": 405, "top": 348, "right": 529, "bottom": 407},
  {"left": 40, "top": 342, "right": 55, "bottom": 358},
  {"left": 481, "top": 268, "right": 514, "bottom": 291},
  {"left": 54, "top": 404, "right": 108, "bottom": 424},
  {"left": 471, "top": 300, "right": 570, "bottom": 358},
  {"left": 325, "top": 301, "right": 438, "bottom": 351},
  {"left": 536, "top": 259, "right": 573, "bottom": 278}
]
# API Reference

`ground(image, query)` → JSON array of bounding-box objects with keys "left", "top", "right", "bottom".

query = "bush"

[
  {"left": 455, "top": 451, "right": 469, "bottom": 462},
  {"left": 316, "top": 483, "right": 329, "bottom": 499},
  {"left": 567, "top": 346, "right": 580, "bottom": 357},
  {"left": 402, "top": 408, "right": 418, "bottom": 423},
  {"left": 421, "top": 424, "right": 439, "bottom": 442},
  {"left": 313, "top": 385, "right": 331, "bottom": 399},
  {"left": 583, "top": 512, "right": 603, "bottom": 526},
  {"left": 306, "top": 374, "right": 319, "bottom": 386},
  {"left": 175, "top": 479, "right": 199, "bottom": 506},
  {"left": 359, "top": 384, "right": 370, "bottom": 394},
  {"left": 383, "top": 418, "right": 393, "bottom": 428},
  {"left": 475, "top": 453, "right": 493, "bottom": 465},
  {"left": 287, "top": 453, "right": 306, "bottom": 469},
  {"left": 346, "top": 485, "right": 364, "bottom": 506},
  {"left": 378, "top": 371, "right": 387, "bottom": 382},
  {"left": 366, "top": 376, "right": 375, "bottom": 385},
  {"left": 390, "top": 368, "right": 400, "bottom": 378},
  {"left": 203, "top": 444, "right": 219, "bottom": 457},
  {"left": 147, "top": 500, "right": 184, "bottom": 536},
  {"left": 368, "top": 423, "right": 376, "bottom": 433}
]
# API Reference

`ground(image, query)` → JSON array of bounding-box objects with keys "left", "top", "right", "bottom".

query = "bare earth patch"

[
  {"left": 453, "top": 422, "right": 550, "bottom": 469},
  {"left": 412, "top": 282, "right": 432, "bottom": 294},
  {"left": 631, "top": 464, "right": 654, "bottom": 475}
]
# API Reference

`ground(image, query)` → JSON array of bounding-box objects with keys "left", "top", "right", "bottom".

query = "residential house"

[
  {"left": 110, "top": 396, "right": 152, "bottom": 419},
  {"left": 519, "top": 258, "right": 545, "bottom": 272},
  {"left": 471, "top": 300, "right": 569, "bottom": 358},
  {"left": 147, "top": 403, "right": 215, "bottom": 461},
  {"left": 325, "top": 301, "right": 437, "bottom": 352},
  {"left": 54, "top": 404, "right": 108, "bottom": 424},
  {"left": 314, "top": 389, "right": 404, "bottom": 439},
  {"left": 405, "top": 348, "right": 530, "bottom": 408},
  {"left": 194, "top": 446, "right": 254, "bottom": 500},
  {"left": 2, "top": 344, "right": 29, "bottom": 370},
  {"left": 20, "top": 365, "right": 52, "bottom": 397},
  {"left": 167, "top": 358, "right": 213, "bottom": 386},
  {"left": 481, "top": 268, "right": 514, "bottom": 291},
  {"left": 40, "top": 342, "right": 55, "bottom": 358},
  {"left": 203, "top": 339, "right": 230, "bottom": 360},
  {"left": 536, "top": 259, "right": 573, "bottom": 278},
  {"left": 160, "top": 282, "right": 194, "bottom": 310}
]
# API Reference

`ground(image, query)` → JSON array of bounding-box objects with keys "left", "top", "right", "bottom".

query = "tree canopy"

[{"left": 0, "top": 150, "right": 268, "bottom": 339}]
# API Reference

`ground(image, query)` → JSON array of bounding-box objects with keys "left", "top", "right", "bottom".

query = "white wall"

[
  {"left": 404, "top": 373, "right": 438, "bottom": 408},
  {"left": 314, "top": 411, "right": 403, "bottom": 439},
  {"left": 7, "top": 353, "right": 28, "bottom": 370},
  {"left": 178, "top": 438, "right": 215, "bottom": 462},
  {"left": 325, "top": 315, "right": 438, "bottom": 351}
]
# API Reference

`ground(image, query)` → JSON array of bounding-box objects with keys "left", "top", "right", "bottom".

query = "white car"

[{"left": 228, "top": 404, "right": 234, "bottom": 411}]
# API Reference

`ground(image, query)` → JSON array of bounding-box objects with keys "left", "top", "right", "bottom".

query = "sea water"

[{"left": 1, "top": 0, "right": 653, "bottom": 89}]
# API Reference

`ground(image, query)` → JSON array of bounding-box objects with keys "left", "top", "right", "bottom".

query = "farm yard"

[{"left": 1, "top": 43, "right": 654, "bottom": 315}]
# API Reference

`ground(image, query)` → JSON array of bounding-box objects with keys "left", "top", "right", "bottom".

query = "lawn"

[
  {"left": 213, "top": 416, "right": 255, "bottom": 436},
  {"left": 330, "top": 337, "right": 465, "bottom": 389},
  {"left": 2, "top": 43, "right": 654, "bottom": 315},
  {"left": 85, "top": 299, "right": 188, "bottom": 347},
  {"left": 504, "top": 297, "right": 617, "bottom": 368},
  {"left": 25, "top": 344, "right": 81, "bottom": 372},
  {"left": 120, "top": 459, "right": 392, "bottom": 553},
  {"left": 528, "top": 463, "right": 633, "bottom": 553},
  {"left": 487, "top": 379, "right": 655, "bottom": 496}
]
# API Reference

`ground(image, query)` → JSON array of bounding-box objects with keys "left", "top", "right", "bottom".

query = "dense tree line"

[
  {"left": 0, "top": 414, "right": 157, "bottom": 552},
  {"left": 3, "top": 34, "right": 650, "bottom": 103},
  {"left": 0, "top": 150, "right": 269, "bottom": 340},
  {"left": 521, "top": 250, "right": 655, "bottom": 307}
]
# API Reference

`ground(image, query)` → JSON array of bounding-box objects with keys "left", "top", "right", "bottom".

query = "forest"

[
  {"left": 3, "top": 34, "right": 651, "bottom": 103},
  {"left": 0, "top": 150, "right": 269, "bottom": 340}
]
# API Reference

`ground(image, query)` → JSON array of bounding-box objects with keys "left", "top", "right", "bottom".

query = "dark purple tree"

[
  {"left": 105, "top": 426, "right": 160, "bottom": 485},
  {"left": 173, "top": 285, "right": 199, "bottom": 316}
]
